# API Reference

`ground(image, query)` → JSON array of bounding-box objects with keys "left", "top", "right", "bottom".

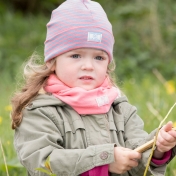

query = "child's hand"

[
  {"left": 155, "top": 121, "right": 176, "bottom": 156},
  {"left": 109, "top": 147, "right": 141, "bottom": 174}
]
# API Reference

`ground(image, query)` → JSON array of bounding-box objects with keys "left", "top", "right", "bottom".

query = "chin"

[{"left": 81, "top": 86, "right": 95, "bottom": 91}]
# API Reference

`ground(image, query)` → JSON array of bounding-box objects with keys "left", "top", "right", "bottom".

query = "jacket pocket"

[
  {"left": 63, "top": 119, "right": 87, "bottom": 149},
  {"left": 109, "top": 110, "right": 126, "bottom": 146},
  {"left": 64, "top": 119, "right": 85, "bottom": 133}
]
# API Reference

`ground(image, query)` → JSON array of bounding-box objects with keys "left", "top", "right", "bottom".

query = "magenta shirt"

[
  {"left": 81, "top": 165, "right": 109, "bottom": 176},
  {"left": 151, "top": 150, "right": 171, "bottom": 165}
]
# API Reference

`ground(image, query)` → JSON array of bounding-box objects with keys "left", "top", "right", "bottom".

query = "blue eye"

[
  {"left": 71, "top": 54, "right": 80, "bottom": 59},
  {"left": 95, "top": 56, "right": 103, "bottom": 60}
]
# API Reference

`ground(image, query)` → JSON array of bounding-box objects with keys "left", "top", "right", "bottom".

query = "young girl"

[{"left": 11, "top": 0, "right": 176, "bottom": 176}]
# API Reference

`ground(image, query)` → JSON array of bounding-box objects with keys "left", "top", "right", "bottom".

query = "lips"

[{"left": 79, "top": 76, "right": 93, "bottom": 80}]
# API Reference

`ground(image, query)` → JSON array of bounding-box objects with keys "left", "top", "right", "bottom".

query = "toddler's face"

[{"left": 52, "top": 48, "right": 109, "bottom": 90}]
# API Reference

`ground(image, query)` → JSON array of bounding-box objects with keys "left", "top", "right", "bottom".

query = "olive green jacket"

[{"left": 14, "top": 94, "right": 175, "bottom": 176}]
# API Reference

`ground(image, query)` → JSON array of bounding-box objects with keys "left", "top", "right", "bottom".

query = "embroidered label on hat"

[
  {"left": 96, "top": 95, "right": 109, "bottom": 107},
  {"left": 87, "top": 32, "right": 102, "bottom": 43}
]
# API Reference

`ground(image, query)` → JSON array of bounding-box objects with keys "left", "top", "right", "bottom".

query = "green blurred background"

[{"left": 0, "top": 0, "right": 176, "bottom": 175}]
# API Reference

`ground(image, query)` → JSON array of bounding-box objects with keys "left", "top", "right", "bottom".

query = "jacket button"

[
  {"left": 100, "top": 151, "right": 108, "bottom": 160},
  {"left": 28, "top": 103, "right": 33, "bottom": 108}
]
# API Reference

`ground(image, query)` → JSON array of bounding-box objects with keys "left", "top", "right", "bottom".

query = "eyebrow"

[{"left": 100, "top": 51, "right": 108, "bottom": 56}]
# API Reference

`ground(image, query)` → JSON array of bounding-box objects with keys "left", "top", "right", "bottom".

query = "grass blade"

[{"left": 0, "top": 138, "right": 10, "bottom": 176}]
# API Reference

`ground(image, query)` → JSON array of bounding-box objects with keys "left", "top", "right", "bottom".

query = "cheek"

[
  {"left": 97, "top": 69, "right": 108, "bottom": 84},
  {"left": 100, "top": 66, "right": 108, "bottom": 77},
  {"left": 55, "top": 68, "right": 76, "bottom": 86},
  {"left": 55, "top": 69, "right": 65, "bottom": 81}
]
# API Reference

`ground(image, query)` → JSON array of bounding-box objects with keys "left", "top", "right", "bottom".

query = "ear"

[{"left": 46, "top": 59, "right": 56, "bottom": 71}]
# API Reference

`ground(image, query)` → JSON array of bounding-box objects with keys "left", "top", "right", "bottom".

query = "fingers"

[
  {"left": 162, "top": 121, "right": 173, "bottom": 132},
  {"left": 111, "top": 147, "right": 141, "bottom": 174},
  {"left": 159, "top": 130, "right": 174, "bottom": 143},
  {"left": 128, "top": 158, "right": 139, "bottom": 168},
  {"left": 156, "top": 142, "right": 172, "bottom": 153},
  {"left": 127, "top": 150, "right": 141, "bottom": 160},
  {"left": 111, "top": 159, "right": 138, "bottom": 174},
  {"left": 119, "top": 147, "right": 141, "bottom": 159},
  {"left": 168, "top": 129, "right": 176, "bottom": 138},
  {"left": 160, "top": 122, "right": 176, "bottom": 143},
  {"left": 118, "top": 148, "right": 141, "bottom": 167},
  {"left": 156, "top": 121, "right": 176, "bottom": 152}
]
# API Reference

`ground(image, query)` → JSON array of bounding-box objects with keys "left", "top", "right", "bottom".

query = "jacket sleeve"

[
  {"left": 14, "top": 106, "right": 115, "bottom": 176},
  {"left": 116, "top": 100, "right": 168, "bottom": 176}
]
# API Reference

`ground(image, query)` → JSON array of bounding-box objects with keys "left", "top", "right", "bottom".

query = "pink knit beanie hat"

[{"left": 44, "top": 0, "right": 114, "bottom": 62}]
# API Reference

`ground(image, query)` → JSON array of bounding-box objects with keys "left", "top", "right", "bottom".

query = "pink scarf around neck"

[{"left": 44, "top": 74, "right": 120, "bottom": 114}]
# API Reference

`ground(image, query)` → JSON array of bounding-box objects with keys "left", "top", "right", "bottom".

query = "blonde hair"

[
  {"left": 11, "top": 53, "right": 55, "bottom": 129},
  {"left": 107, "top": 59, "right": 117, "bottom": 87},
  {"left": 11, "top": 53, "right": 117, "bottom": 129}
]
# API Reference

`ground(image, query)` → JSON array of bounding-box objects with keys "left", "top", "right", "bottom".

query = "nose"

[{"left": 81, "top": 58, "right": 94, "bottom": 70}]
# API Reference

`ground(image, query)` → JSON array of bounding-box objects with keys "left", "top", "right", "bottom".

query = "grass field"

[{"left": 0, "top": 72, "right": 176, "bottom": 176}]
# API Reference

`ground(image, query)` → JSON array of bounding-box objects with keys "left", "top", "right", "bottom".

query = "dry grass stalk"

[
  {"left": 153, "top": 68, "right": 166, "bottom": 85},
  {"left": 135, "top": 127, "right": 176, "bottom": 153},
  {"left": 0, "top": 138, "right": 9, "bottom": 176},
  {"left": 143, "top": 102, "right": 176, "bottom": 176},
  {"left": 172, "top": 170, "right": 176, "bottom": 176},
  {"left": 146, "top": 102, "right": 163, "bottom": 121}
]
